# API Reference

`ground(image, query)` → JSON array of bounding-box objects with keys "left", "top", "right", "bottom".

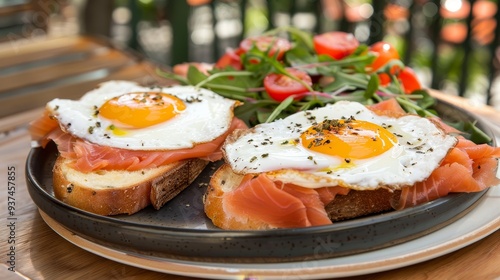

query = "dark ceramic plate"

[{"left": 25, "top": 99, "right": 491, "bottom": 263}]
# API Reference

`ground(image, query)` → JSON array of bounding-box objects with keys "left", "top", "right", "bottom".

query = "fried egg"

[
  {"left": 46, "top": 81, "right": 238, "bottom": 150},
  {"left": 223, "top": 101, "right": 457, "bottom": 190}
]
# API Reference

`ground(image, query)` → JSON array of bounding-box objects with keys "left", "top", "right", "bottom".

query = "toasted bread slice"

[
  {"left": 204, "top": 164, "right": 399, "bottom": 230},
  {"left": 53, "top": 156, "right": 208, "bottom": 215}
]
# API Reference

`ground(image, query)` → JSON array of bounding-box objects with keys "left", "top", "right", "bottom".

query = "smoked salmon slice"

[
  {"left": 367, "top": 98, "right": 406, "bottom": 117},
  {"left": 30, "top": 111, "right": 247, "bottom": 172},
  {"left": 29, "top": 110, "right": 59, "bottom": 148},
  {"left": 222, "top": 173, "right": 350, "bottom": 228},
  {"left": 393, "top": 137, "right": 500, "bottom": 210}
]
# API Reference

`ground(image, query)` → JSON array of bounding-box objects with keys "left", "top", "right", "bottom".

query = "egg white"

[
  {"left": 223, "top": 101, "right": 458, "bottom": 190},
  {"left": 46, "top": 81, "right": 238, "bottom": 150}
]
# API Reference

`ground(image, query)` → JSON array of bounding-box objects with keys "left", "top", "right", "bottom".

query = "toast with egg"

[
  {"left": 204, "top": 101, "right": 461, "bottom": 230},
  {"left": 30, "top": 81, "right": 244, "bottom": 216},
  {"left": 53, "top": 156, "right": 208, "bottom": 215},
  {"left": 204, "top": 164, "right": 401, "bottom": 230}
]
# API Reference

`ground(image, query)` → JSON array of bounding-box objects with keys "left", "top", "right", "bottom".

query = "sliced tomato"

[
  {"left": 263, "top": 68, "right": 312, "bottom": 102},
  {"left": 239, "top": 36, "right": 292, "bottom": 60},
  {"left": 398, "top": 67, "right": 421, "bottom": 94},
  {"left": 369, "top": 41, "right": 400, "bottom": 71},
  {"left": 214, "top": 48, "right": 244, "bottom": 70},
  {"left": 313, "top": 31, "right": 360, "bottom": 60}
]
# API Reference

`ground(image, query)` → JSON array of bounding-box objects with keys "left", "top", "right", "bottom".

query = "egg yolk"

[
  {"left": 300, "top": 118, "right": 397, "bottom": 160},
  {"left": 99, "top": 92, "right": 186, "bottom": 128}
]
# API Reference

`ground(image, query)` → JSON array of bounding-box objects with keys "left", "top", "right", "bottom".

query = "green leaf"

[
  {"left": 235, "top": 100, "right": 277, "bottom": 126},
  {"left": 186, "top": 65, "right": 209, "bottom": 85},
  {"left": 286, "top": 27, "right": 314, "bottom": 51},
  {"left": 322, "top": 72, "right": 370, "bottom": 93},
  {"left": 265, "top": 96, "right": 295, "bottom": 123},
  {"left": 414, "top": 90, "right": 436, "bottom": 109},
  {"left": 447, "top": 121, "right": 492, "bottom": 144},
  {"left": 396, "top": 96, "right": 437, "bottom": 117},
  {"left": 285, "top": 47, "right": 319, "bottom": 75},
  {"left": 364, "top": 74, "right": 379, "bottom": 99},
  {"left": 189, "top": 67, "right": 264, "bottom": 100},
  {"left": 465, "top": 122, "right": 492, "bottom": 144}
]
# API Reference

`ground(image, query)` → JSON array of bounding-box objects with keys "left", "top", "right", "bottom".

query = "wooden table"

[{"left": 0, "top": 36, "right": 498, "bottom": 280}]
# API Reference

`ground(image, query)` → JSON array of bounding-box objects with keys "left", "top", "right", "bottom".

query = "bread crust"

[
  {"left": 53, "top": 156, "right": 208, "bottom": 215},
  {"left": 326, "top": 189, "right": 400, "bottom": 222},
  {"left": 204, "top": 164, "right": 401, "bottom": 230},
  {"left": 149, "top": 158, "right": 208, "bottom": 210}
]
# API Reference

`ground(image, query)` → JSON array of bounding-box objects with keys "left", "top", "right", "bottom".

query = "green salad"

[{"left": 158, "top": 27, "right": 490, "bottom": 144}]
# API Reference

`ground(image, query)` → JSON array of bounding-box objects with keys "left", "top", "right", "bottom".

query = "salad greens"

[{"left": 157, "top": 26, "right": 491, "bottom": 144}]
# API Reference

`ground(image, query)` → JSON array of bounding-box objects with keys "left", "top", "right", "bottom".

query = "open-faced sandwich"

[
  {"left": 204, "top": 99, "right": 500, "bottom": 229},
  {"left": 29, "top": 81, "right": 245, "bottom": 215}
]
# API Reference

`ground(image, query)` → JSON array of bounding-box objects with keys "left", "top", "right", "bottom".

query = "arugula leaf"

[
  {"left": 322, "top": 72, "right": 370, "bottom": 93},
  {"left": 285, "top": 47, "right": 318, "bottom": 75},
  {"left": 413, "top": 89, "right": 436, "bottom": 109},
  {"left": 364, "top": 74, "right": 379, "bottom": 99},
  {"left": 186, "top": 65, "right": 208, "bottom": 85},
  {"left": 235, "top": 99, "right": 277, "bottom": 126},
  {"left": 186, "top": 66, "right": 262, "bottom": 100},
  {"left": 447, "top": 121, "right": 492, "bottom": 144},
  {"left": 265, "top": 96, "right": 295, "bottom": 123}
]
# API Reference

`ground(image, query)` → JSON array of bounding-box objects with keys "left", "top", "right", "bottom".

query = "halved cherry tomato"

[
  {"left": 369, "top": 42, "right": 400, "bottom": 71},
  {"left": 313, "top": 31, "right": 360, "bottom": 60},
  {"left": 239, "top": 36, "right": 292, "bottom": 60},
  {"left": 263, "top": 68, "right": 312, "bottom": 102},
  {"left": 214, "top": 47, "right": 244, "bottom": 70},
  {"left": 398, "top": 67, "right": 421, "bottom": 94}
]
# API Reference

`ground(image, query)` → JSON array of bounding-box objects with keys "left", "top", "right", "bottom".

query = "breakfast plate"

[{"left": 25, "top": 99, "right": 500, "bottom": 277}]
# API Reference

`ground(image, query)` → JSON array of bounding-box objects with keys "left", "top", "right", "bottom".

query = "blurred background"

[{"left": 1, "top": 0, "right": 499, "bottom": 110}]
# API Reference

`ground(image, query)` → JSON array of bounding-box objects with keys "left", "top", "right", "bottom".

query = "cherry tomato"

[
  {"left": 398, "top": 67, "right": 421, "bottom": 94},
  {"left": 239, "top": 36, "right": 292, "bottom": 60},
  {"left": 263, "top": 68, "right": 312, "bottom": 102},
  {"left": 214, "top": 48, "right": 244, "bottom": 70},
  {"left": 313, "top": 31, "right": 360, "bottom": 60},
  {"left": 369, "top": 42, "right": 400, "bottom": 71}
]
